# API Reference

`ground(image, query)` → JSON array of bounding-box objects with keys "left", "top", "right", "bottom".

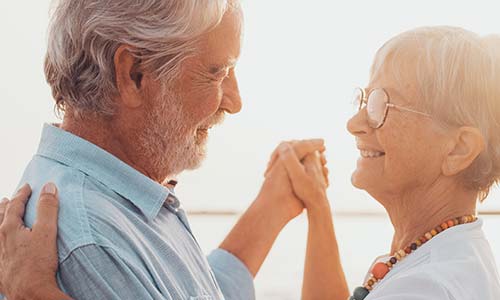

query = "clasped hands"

[{"left": 257, "top": 139, "right": 331, "bottom": 223}]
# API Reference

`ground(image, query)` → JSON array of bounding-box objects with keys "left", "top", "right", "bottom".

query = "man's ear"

[
  {"left": 114, "top": 45, "right": 143, "bottom": 108},
  {"left": 442, "top": 126, "right": 485, "bottom": 176}
]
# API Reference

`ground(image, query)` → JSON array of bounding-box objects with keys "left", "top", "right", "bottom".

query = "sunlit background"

[{"left": 1, "top": 0, "right": 499, "bottom": 299}]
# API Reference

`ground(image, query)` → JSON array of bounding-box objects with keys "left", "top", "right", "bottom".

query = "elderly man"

[{"left": 0, "top": 0, "right": 327, "bottom": 299}]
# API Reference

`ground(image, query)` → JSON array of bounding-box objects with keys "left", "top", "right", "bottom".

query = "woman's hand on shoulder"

[{"left": 0, "top": 183, "right": 71, "bottom": 300}]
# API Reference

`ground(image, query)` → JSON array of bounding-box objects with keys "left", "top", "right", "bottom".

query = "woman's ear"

[
  {"left": 114, "top": 45, "right": 144, "bottom": 108},
  {"left": 442, "top": 127, "right": 485, "bottom": 176}
]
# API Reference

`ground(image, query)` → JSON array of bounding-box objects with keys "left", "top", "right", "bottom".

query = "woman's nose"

[{"left": 347, "top": 108, "right": 373, "bottom": 136}]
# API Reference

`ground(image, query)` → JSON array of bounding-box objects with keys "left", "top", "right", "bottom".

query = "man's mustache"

[{"left": 202, "top": 110, "right": 226, "bottom": 128}]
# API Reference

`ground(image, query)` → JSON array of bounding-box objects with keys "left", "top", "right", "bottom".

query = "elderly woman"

[
  {"left": 1, "top": 26, "right": 500, "bottom": 300},
  {"left": 290, "top": 26, "right": 500, "bottom": 300}
]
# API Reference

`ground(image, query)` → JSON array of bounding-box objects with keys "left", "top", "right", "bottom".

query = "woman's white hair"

[
  {"left": 371, "top": 26, "right": 500, "bottom": 201},
  {"left": 44, "top": 0, "right": 238, "bottom": 116}
]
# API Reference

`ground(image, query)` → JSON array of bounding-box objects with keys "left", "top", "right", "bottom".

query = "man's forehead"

[{"left": 201, "top": 11, "right": 242, "bottom": 69}]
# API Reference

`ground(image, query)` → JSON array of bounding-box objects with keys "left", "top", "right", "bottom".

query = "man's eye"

[{"left": 214, "top": 69, "right": 229, "bottom": 80}]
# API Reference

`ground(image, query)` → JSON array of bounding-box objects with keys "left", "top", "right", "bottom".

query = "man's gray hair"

[{"left": 45, "top": 0, "right": 236, "bottom": 116}]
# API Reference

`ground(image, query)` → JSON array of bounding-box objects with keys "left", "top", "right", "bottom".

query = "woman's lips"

[{"left": 359, "top": 149, "right": 385, "bottom": 158}]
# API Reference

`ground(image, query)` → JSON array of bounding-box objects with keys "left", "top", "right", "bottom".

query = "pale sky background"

[{"left": 1, "top": 0, "right": 500, "bottom": 214}]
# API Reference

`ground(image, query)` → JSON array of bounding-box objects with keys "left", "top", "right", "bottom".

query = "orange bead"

[
  {"left": 425, "top": 232, "right": 433, "bottom": 240},
  {"left": 447, "top": 220, "right": 455, "bottom": 227},
  {"left": 372, "top": 262, "right": 390, "bottom": 280},
  {"left": 441, "top": 223, "right": 448, "bottom": 230},
  {"left": 430, "top": 229, "right": 438, "bottom": 236}
]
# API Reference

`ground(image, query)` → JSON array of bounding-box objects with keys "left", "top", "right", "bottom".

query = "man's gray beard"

[{"left": 137, "top": 89, "right": 207, "bottom": 180}]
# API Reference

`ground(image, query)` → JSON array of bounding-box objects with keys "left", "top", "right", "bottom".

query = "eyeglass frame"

[{"left": 355, "top": 87, "right": 432, "bottom": 129}]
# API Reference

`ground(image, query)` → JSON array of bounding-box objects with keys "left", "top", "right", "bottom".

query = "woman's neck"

[{"left": 382, "top": 181, "right": 477, "bottom": 254}]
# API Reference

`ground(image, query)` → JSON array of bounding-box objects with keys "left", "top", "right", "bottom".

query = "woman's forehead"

[
  {"left": 367, "top": 70, "right": 418, "bottom": 107},
  {"left": 369, "top": 42, "right": 426, "bottom": 105}
]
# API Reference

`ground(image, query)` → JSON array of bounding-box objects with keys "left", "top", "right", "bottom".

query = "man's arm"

[
  {"left": 212, "top": 139, "right": 325, "bottom": 296},
  {"left": 57, "top": 245, "right": 168, "bottom": 300}
]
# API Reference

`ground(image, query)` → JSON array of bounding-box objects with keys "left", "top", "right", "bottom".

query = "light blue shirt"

[{"left": 11, "top": 124, "right": 255, "bottom": 300}]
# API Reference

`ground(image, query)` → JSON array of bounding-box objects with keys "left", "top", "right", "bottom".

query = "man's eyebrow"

[{"left": 208, "top": 58, "right": 238, "bottom": 74}]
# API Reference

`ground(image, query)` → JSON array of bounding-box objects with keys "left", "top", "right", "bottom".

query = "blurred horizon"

[{"left": 185, "top": 210, "right": 500, "bottom": 216}]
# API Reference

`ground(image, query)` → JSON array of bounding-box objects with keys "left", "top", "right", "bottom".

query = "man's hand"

[
  {"left": 278, "top": 143, "right": 331, "bottom": 213},
  {"left": 0, "top": 183, "right": 71, "bottom": 300}
]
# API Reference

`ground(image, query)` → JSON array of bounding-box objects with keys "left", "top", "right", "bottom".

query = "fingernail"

[
  {"left": 0, "top": 198, "right": 8, "bottom": 204},
  {"left": 279, "top": 144, "right": 291, "bottom": 154},
  {"left": 42, "top": 183, "right": 57, "bottom": 195},
  {"left": 14, "top": 184, "right": 29, "bottom": 197},
  {"left": 17, "top": 183, "right": 28, "bottom": 192}
]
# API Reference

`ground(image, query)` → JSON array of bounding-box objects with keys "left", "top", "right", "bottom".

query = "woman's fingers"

[
  {"left": 279, "top": 144, "right": 308, "bottom": 189},
  {"left": 0, "top": 183, "right": 66, "bottom": 300},
  {"left": 293, "top": 139, "right": 325, "bottom": 160},
  {"left": 303, "top": 152, "right": 327, "bottom": 187},
  {"left": 280, "top": 147, "right": 329, "bottom": 211},
  {"left": 323, "top": 166, "right": 330, "bottom": 187},
  {"left": 32, "top": 183, "right": 59, "bottom": 240},
  {"left": 3, "top": 184, "right": 32, "bottom": 230},
  {"left": 265, "top": 139, "right": 325, "bottom": 176},
  {"left": 0, "top": 198, "right": 9, "bottom": 225},
  {"left": 320, "top": 152, "right": 327, "bottom": 166}
]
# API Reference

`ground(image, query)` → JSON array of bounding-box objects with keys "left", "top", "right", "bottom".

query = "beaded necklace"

[{"left": 349, "top": 215, "right": 477, "bottom": 300}]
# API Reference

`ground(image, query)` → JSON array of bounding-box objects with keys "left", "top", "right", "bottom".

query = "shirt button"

[{"left": 166, "top": 195, "right": 180, "bottom": 209}]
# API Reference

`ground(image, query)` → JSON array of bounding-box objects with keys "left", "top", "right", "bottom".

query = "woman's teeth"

[{"left": 360, "top": 150, "right": 385, "bottom": 158}]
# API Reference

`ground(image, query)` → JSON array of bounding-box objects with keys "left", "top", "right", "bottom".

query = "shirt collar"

[{"left": 36, "top": 123, "right": 171, "bottom": 222}]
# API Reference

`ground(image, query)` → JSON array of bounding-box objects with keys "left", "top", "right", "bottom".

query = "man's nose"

[{"left": 220, "top": 70, "right": 242, "bottom": 114}]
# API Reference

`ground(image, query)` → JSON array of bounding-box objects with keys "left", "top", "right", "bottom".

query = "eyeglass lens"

[{"left": 352, "top": 88, "right": 389, "bottom": 128}]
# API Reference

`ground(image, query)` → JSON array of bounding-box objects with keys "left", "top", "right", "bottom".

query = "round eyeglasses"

[{"left": 353, "top": 87, "right": 432, "bottom": 129}]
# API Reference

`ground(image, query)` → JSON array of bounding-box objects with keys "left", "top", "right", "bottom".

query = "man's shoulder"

[{"left": 20, "top": 155, "right": 136, "bottom": 262}]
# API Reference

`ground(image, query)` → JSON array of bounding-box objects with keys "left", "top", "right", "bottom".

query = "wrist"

[
  {"left": 306, "top": 196, "right": 332, "bottom": 218},
  {"left": 253, "top": 195, "right": 296, "bottom": 228}
]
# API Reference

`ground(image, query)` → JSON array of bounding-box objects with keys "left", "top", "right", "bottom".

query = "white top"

[{"left": 365, "top": 219, "right": 500, "bottom": 300}]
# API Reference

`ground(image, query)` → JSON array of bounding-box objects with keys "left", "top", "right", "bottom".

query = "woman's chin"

[
  {"left": 350, "top": 169, "right": 375, "bottom": 190},
  {"left": 350, "top": 171, "right": 365, "bottom": 189}
]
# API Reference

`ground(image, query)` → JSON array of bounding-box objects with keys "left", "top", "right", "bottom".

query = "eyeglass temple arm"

[{"left": 386, "top": 103, "right": 432, "bottom": 117}]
